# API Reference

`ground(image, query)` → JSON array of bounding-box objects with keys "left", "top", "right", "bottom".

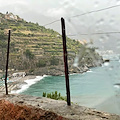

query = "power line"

[
  {"left": 91, "top": 31, "right": 120, "bottom": 35},
  {"left": 67, "top": 31, "right": 120, "bottom": 36},
  {"left": 43, "top": 4, "right": 120, "bottom": 27},
  {"left": 70, "top": 4, "right": 120, "bottom": 18},
  {"left": 67, "top": 34, "right": 77, "bottom": 36},
  {"left": 43, "top": 19, "right": 60, "bottom": 27}
]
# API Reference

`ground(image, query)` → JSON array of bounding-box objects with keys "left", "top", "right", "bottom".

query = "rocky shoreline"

[
  {"left": 0, "top": 60, "right": 103, "bottom": 94},
  {"left": 27, "top": 63, "right": 100, "bottom": 76},
  {"left": 32, "top": 54, "right": 104, "bottom": 76},
  {"left": 0, "top": 60, "right": 120, "bottom": 119},
  {"left": 0, "top": 65, "right": 91, "bottom": 95}
]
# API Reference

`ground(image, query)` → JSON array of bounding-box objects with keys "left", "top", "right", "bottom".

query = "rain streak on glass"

[
  {"left": 5, "top": 0, "right": 120, "bottom": 115},
  {"left": 65, "top": 0, "right": 120, "bottom": 114}
]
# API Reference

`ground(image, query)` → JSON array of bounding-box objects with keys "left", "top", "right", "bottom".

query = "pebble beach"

[{"left": 0, "top": 75, "right": 36, "bottom": 94}]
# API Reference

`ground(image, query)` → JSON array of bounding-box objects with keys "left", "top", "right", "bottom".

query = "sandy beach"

[{"left": 0, "top": 75, "right": 36, "bottom": 94}]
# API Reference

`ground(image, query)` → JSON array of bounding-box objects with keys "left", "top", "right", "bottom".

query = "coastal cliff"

[{"left": 0, "top": 12, "right": 103, "bottom": 76}]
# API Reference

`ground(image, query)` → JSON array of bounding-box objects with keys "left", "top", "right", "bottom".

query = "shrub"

[
  {"left": 42, "top": 91, "right": 67, "bottom": 101},
  {"left": 36, "top": 59, "right": 46, "bottom": 67},
  {"left": 42, "top": 92, "right": 46, "bottom": 97},
  {"left": 50, "top": 56, "right": 59, "bottom": 65},
  {"left": 13, "top": 28, "right": 17, "bottom": 31},
  {"left": 29, "top": 69, "right": 34, "bottom": 73},
  {"left": 24, "top": 49, "right": 34, "bottom": 59},
  {"left": 13, "top": 32, "right": 26, "bottom": 37}
]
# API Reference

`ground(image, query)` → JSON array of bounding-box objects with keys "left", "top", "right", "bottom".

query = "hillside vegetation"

[{"left": 0, "top": 12, "right": 103, "bottom": 75}]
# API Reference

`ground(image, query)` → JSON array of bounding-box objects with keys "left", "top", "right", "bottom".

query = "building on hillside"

[
  {"left": 12, "top": 72, "right": 26, "bottom": 78},
  {"left": 77, "top": 40, "right": 87, "bottom": 45},
  {"left": 5, "top": 12, "right": 22, "bottom": 21}
]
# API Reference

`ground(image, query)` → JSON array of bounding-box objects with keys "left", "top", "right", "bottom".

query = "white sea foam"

[
  {"left": 103, "top": 62, "right": 110, "bottom": 66},
  {"left": 69, "top": 73, "right": 78, "bottom": 76},
  {"left": 87, "top": 70, "right": 93, "bottom": 73},
  {"left": 114, "top": 85, "right": 120, "bottom": 89},
  {"left": 11, "top": 75, "right": 46, "bottom": 94}
]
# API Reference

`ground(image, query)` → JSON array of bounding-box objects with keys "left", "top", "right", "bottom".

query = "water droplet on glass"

[
  {"left": 99, "top": 38, "right": 104, "bottom": 43},
  {"left": 68, "top": 18, "right": 71, "bottom": 23},
  {"left": 99, "top": 36, "right": 105, "bottom": 43},
  {"left": 109, "top": 19, "right": 114, "bottom": 25},
  {"left": 98, "top": 19, "right": 104, "bottom": 25},
  {"left": 116, "top": 0, "right": 120, "bottom": 5},
  {"left": 94, "top": 1, "right": 99, "bottom": 8}
]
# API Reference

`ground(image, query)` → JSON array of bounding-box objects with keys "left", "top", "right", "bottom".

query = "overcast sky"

[
  {"left": 0, "top": 0, "right": 120, "bottom": 53},
  {"left": 0, "top": 0, "right": 119, "bottom": 24}
]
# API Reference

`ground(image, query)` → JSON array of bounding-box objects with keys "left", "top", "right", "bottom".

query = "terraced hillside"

[{"left": 0, "top": 12, "right": 103, "bottom": 75}]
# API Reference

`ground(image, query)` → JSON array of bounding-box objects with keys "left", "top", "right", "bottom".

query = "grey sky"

[
  {"left": 0, "top": 0, "right": 120, "bottom": 53},
  {"left": 0, "top": 0, "right": 118, "bottom": 23}
]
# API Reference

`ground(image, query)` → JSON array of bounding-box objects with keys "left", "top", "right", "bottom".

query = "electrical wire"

[
  {"left": 43, "top": 19, "right": 60, "bottom": 27},
  {"left": 43, "top": 4, "right": 120, "bottom": 27},
  {"left": 70, "top": 4, "right": 120, "bottom": 18},
  {"left": 67, "top": 31, "right": 120, "bottom": 36}
]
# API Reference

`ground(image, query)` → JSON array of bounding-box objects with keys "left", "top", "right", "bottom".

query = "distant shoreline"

[
  {"left": 0, "top": 64, "right": 96, "bottom": 94},
  {"left": 0, "top": 61, "right": 103, "bottom": 94},
  {"left": 0, "top": 75, "right": 36, "bottom": 94}
]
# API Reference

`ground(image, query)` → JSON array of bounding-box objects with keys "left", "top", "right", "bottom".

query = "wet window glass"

[{"left": 0, "top": 0, "right": 120, "bottom": 115}]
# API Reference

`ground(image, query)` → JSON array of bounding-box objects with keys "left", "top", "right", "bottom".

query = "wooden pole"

[
  {"left": 61, "top": 17, "right": 71, "bottom": 106},
  {"left": 5, "top": 30, "right": 11, "bottom": 95}
]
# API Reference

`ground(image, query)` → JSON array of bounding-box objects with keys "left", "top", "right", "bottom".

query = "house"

[{"left": 12, "top": 72, "right": 26, "bottom": 78}]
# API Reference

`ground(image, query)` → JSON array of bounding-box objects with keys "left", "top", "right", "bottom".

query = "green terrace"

[{"left": 0, "top": 13, "right": 92, "bottom": 71}]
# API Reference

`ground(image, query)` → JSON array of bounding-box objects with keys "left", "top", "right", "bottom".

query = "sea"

[{"left": 12, "top": 55, "right": 120, "bottom": 115}]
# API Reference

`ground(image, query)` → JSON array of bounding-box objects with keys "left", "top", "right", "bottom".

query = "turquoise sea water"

[{"left": 20, "top": 59, "right": 120, "bottom": 115}]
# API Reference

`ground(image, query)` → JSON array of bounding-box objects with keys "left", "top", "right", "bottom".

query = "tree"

[
  {"left": 36, "top": 59, "right": 46, "bottom": 67},
  {"left": 50, "top": 56, "right": 59, "bottom": 65},
  {"left": 24, "top": 49, "right": 34, "bottom": 59}
]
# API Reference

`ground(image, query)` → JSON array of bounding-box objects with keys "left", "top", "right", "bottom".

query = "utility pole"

[
  {"left": 5, "top": 30, "right": 11, "bottom": 95},
  {"left": 61, "top": 17, "right": 71, "bottom": 106}
]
